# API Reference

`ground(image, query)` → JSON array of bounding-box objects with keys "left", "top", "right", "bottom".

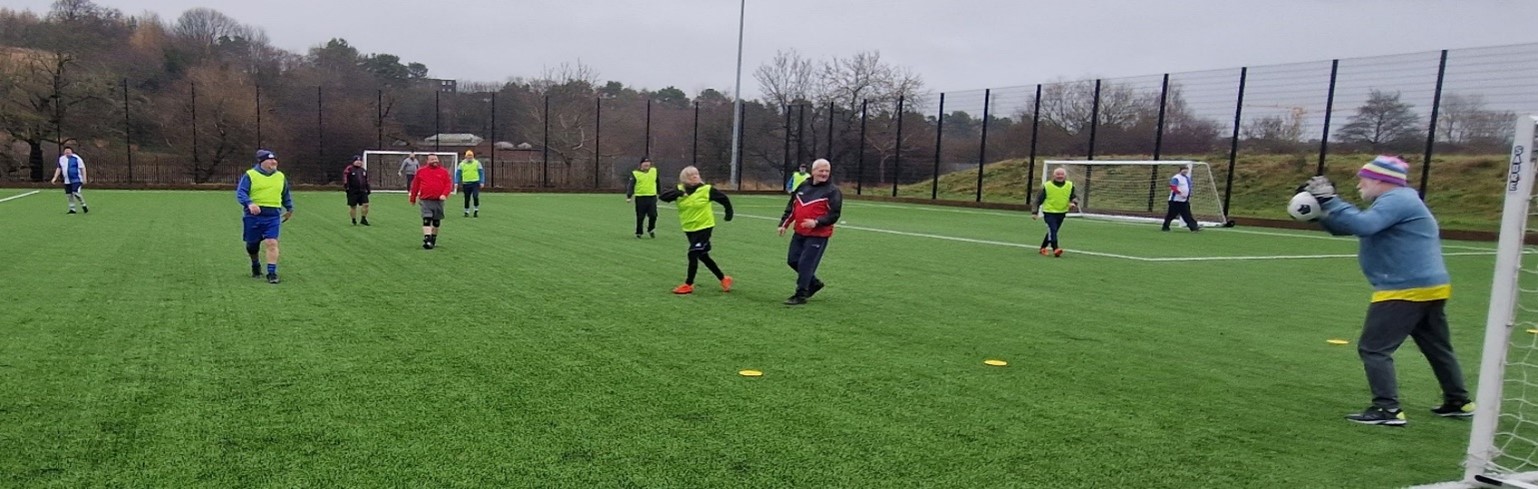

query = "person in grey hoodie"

[{"left": 1302, "top": 155, "right": 1471, "bottom": 427}]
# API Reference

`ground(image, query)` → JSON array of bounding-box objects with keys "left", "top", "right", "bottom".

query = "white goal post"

[
  {"left": 362, "top": 150, "right": 461, "bottom": 192},
  {"left": 1454, "top": 115, "right": 1538, "bottom": 489},
  {"left": 1041, "top": 160, "right": 1229, "bottom": 227}
]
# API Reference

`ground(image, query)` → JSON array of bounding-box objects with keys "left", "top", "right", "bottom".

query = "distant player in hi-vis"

[{"left": 626, "top": 157, "right": 660, "bottom": 238}]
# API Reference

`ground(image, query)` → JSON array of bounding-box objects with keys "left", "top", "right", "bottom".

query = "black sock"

[{"left": 700, "top": 254, "right": 725, "bottom": 280}]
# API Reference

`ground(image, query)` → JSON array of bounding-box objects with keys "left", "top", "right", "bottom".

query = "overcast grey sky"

[{"left": 8, "top": 0, "right": 1538, "bottom": 97}]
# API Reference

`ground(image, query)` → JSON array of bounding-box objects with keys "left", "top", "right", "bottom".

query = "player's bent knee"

[
  {"left": 431, "top": 219, "right": 441, "bottom": 227},
  {"left": 245, "top": 242, "right": 260, "bottom": 254}
]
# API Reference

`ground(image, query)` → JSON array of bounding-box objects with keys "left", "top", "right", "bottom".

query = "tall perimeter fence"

[{"left": 8, "top": 43, "right": 1538, "bottom": 226}]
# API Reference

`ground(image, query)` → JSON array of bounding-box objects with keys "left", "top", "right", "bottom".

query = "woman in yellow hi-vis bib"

[
  {"left": 1031, "top": 167, "right": 1079, "bottom": 257},
  {"left": 657, "top": 166, "right": 735, "bottom": 294}
]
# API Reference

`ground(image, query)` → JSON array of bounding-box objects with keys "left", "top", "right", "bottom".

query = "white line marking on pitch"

[
  {"left": 0, "top": 190, "right": 40, "bottom": 203},
  {"left": 730, "top": 213, "right": 1478, "bottom": 262},
  {"left": 751, "top": 198, "right": 1496, "bottom": 253}
]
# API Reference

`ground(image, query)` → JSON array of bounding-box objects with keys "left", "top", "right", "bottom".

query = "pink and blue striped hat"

[{"left": 1359, "top": 155, "right": 1409, "bottom": 187}]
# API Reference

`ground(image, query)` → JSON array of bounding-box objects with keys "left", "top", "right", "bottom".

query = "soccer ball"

[{"left": 1288, "top": 191, "right": 1323, "bottom": 222}]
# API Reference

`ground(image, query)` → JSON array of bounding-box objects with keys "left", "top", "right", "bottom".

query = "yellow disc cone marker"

[
  {"left": 1327, "top": 339, "right": 1350, "bottom": 345},
  {"left": 1527, "top": 328, "right": 1538, "bottom": 334},
  {"left": 738, "top": 369, "right": 763, "bottom": 377},
  {"left": 983, "top": 359, "right": 1008, "bottom": 367}
]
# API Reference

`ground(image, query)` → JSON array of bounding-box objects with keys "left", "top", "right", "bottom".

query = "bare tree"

[
  {"left": 0, "top": 48, "right": 112, "bottom": 180},
  {"left": 1336, "top": 90, "right": 1421, "bottom": 151},
  {"left": 171, "top": 7, "right": 258, "bottom": 53},
  {"left": 753, "top": 49, "right": 816, "bottom": 108}
]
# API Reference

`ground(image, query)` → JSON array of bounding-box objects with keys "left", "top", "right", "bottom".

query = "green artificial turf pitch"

[{"left": 0, "top": 190, "right": 1500, "bottom": 488}]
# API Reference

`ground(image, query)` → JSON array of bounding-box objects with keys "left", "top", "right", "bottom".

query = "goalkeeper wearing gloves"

[{"left": 1300, "top": 155, "right": 1471, "bottom": 427}]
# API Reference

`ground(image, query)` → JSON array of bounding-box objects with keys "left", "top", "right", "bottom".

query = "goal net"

[
  {"left": 1041, "top": 160, "right": 1228, "bottom": 227},
  {"left": 1460, "top": 115, "right": 1538, "bottom": 489},
  {"left": 362, "top": 150, "right": 461, "bottom": 192}
]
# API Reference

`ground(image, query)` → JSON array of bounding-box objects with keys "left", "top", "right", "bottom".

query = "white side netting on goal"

[
  {"left": 1041, "top": 160, "right": 1228, "bottom": 227},
  {"left": 363, "top": 150, "right": 460, "bottom": 192},
  {"left": 1461, "top": 115, "right": 1538, "bottom": 489}
]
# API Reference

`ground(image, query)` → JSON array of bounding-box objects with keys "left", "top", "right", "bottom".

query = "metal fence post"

[
  {"left": 594, "top": 97, "right": 602, "bottom": 189},
  {"left": 857, "top": 99, "right": 867, "bottom": 195},
  {"left": 489, "top": 92, "right": 497, "bottom": 188},
  {"left": 1085, "top": 79, "right": 1102, "bottom": 208},
  {"left": 892, "top": 95, "right": 904, "bottom": 197},
  {"left": 1026, "top": 84, "right": 1042, "bottom": 205},
  {"left": 692, "top": 101, "right": 699, "bottom": 167},
  {"left": 122, "top": 78, "right": 132, "bottom": 183},
  {"left": 542, "top": 94, "right": 550, "bottom": 187},
  {"left": 434, "top": 91, "right": 441, "bottom": 152},
  {"left": 1223, "top": 67, "right": 1249, "bottom": 219},
  {"left": 254, "top": 83, "right": 262, "bottom": 149},
  {"left": 826, "top": 100, "right": 835, "bottom": 160},
  {"left": 782, "top": 105, "right": 792, "bottom": 190},
  {"left": 1317, "top": 59, "right": 1339, "bottom": 175},
  {"left": 931, "top": 92, "right": 945, "bottom": 200},
  {"left": 191, "top": 82, "right": 199, "bottom": 179},
  {"left": 976, "top": 89, "right": 990, "bottom": 202},
  {"left": 1420, "top": 49, "right": 1449, "bottom": 199},
  {"left": 1148, "top": 73, "right": 1170, "bottom": 211}
]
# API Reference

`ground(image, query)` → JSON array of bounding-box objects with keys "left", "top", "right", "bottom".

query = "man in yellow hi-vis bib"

[{"left": 626, "top": 158, "right": 660, "bottom": 238}]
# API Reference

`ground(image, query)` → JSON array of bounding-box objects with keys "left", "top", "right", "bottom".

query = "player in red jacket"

[
  {"left": 777, "top": 158, "right": 842, "bottom": 305},
  {"left": 408, "top": 155, "right": 454, "bottom": 249}
]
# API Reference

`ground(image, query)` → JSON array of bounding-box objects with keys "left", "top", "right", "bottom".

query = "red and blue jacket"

[{"left": 780, "top": 179, "right": 842, "bottom": 238}]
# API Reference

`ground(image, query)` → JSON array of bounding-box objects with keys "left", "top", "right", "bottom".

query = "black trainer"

[
  {"left": 784, "top": 294, "right": 808, "bottom": 306},
  {"left": 352, "top": 218, "right": 357, "bottom": 225},
  {"left": 649, "top": 231, "right": 656, "bottom": 238},
  {"left": 1346, "top": 406, "right": 1407, "bottom": 426},
  {"left": 361, "top": 218, "right": 370, "bottom": 226},
  {"left": 266, "top": 273, "right": 280, "bottom": 285},
  {"left": 1431, "top": 400, "right": 1476, "bottom": 417},
  {"left": 473, "top": 211, "right": 478, "bottom": 218},
  {"left": 67, "top": 210, "right": 77, "bottom": 214},
  {"left": 82, "top": 205, "right": 89, "bottom": 214},
  {"left": 251, "top": 264, "right": 261, "bottom": 278},
  {"left": 635, "top": 234, "right": 643, "bottom": 239},
  {"left": 807, "top": 280, "right": 826, "bottom": 298}
]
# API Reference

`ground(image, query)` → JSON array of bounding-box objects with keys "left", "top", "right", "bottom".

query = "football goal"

[
  {"left": 362, "top": 150, "right": 461, "bottom": 192},
  {"left": 1041, "top": 160, "right": 1229, "bottom": 227},
  {"left": 1441, "top": 115, "right": 1538, "bottom": 489}
]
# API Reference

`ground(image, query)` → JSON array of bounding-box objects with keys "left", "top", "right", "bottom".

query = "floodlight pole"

[{"left": 728, "top": 0, "right": 746, "bottom": 189}]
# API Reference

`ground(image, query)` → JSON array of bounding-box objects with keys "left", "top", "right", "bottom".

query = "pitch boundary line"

[{"left": 0, "top": 190, "right": 40, "bottom": 203}]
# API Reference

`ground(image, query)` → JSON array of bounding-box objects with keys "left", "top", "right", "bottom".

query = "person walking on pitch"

[
  {"left": 343, "top": 155, "right": 372, "bottom": 226},
  {"left": 658, "top": 166, "right": 734, "bottom": 294},
  {"left": 1300, "top": 155, "right": 1472, "bottom": 427},
  {"left": 626, "top": 157, "right": 660, "bottom": 238},
  {"left": 456, "top": 150, "right": 484, "bottom": 217},
  {"left": 778, "top": 159, "right": 842, "bottom": 305},
  {"left": 50, "top": 146, "right": 89, "bottom": 214},
  {"left": 1032, "top": 167, "right": 1079, "bottom": 257},
  {"left": 399, "top": 152, "right": 420, "bottom": 190},
  {"left": 235, "top": 150, "right": 294, "bottom": 284},
  {"left": 410, "top": 155, "right": 454, "bottom": 249}
]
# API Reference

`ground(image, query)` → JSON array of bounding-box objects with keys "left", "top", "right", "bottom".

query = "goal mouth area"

[
  {"left": 1040, "top": 159, "right": 1230, "bottom": 227},
  {"left": 362, "top": 150, "right": 462, "bottom": 192}
]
